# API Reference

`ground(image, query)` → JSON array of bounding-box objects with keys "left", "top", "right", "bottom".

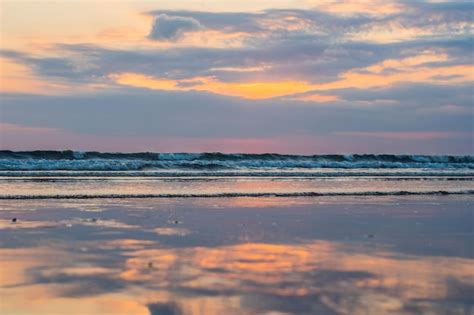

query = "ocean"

[{"left": 1, "top": 151, "right": 473, "bottom": 199}]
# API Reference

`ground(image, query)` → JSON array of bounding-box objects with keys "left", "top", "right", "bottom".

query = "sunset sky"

[{"left": 0, "top": 0, "right": 472, "bottom": 154}]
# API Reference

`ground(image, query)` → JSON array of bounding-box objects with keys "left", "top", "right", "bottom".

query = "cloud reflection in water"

[{"left": 0, "top": 197, "right": 473, "bottom": 315}]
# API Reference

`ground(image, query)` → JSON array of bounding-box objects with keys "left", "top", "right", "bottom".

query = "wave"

[
  {"left": 0, "top": 151, "right": 473, "bottom": 171},
  {"left": 1, "top": 190, "right": 472, "bottom": 200},
  {"left": 1, "top": 170, "right": 473, "bottom": 178}
]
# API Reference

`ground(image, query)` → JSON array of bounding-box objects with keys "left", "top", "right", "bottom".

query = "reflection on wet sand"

[
  {"left": 0, "top": 197, "right": 473, "bottom": 315},
  {"left": 1, "top": 239, "right": 473, "bottom": 315}
]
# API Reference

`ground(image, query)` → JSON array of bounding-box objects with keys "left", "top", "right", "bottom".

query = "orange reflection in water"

[{"left": 2, "top": 237, "right": 472, "bottom": 315}]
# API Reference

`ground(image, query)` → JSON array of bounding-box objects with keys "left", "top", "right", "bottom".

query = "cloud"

[
  {"left": 312, "top": 0, "right": 404, "bottom": 16},
  {"left": 348, "top": 1, "right": 474, "bottom": 43},
  {"left": 333, "top": 131, "right": 472, "bottom": 140},
  {"left": 147, "top": 302, "right": 182, "bottom": 315},
  {"left": 147, "top": 10, "right": 264, "bottom": 34},
  {"left": 3, "top": 2, "right": 473, "bottom": 88},
  {"left": 1, "top": 1, "right": 473, "bottom": 153},
  {"left": 1, "top": 86, "right": 472, "bottom": 154},
  {"left": 109, "top": 72, "right": 324, "bottom": 99},
  {"left": 148, "top": 14, "right": 203, "bottom": 41}
]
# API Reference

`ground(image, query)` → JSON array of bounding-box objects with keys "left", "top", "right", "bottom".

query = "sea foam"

[{"left": 0, "top": 151, "right": 473, "bottom": 171}]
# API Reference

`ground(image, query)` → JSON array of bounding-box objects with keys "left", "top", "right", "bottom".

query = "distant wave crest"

[{"left": 0, "top": 150, "right": 473, "bottom": 171}]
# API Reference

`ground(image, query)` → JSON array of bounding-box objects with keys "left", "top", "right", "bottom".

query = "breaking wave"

[{"left": 1, "top": 151, "right": 473, "bottom": 171}]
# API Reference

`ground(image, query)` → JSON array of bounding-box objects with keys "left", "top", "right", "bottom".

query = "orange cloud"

[
  {"left": 290, "top": 93, "right": 339, "bottom": 103},
  {"left": 0, "top": 57, "right": 60, "bottom": 94},
  {"left": 258, "top": 15, "right": 314, "bottom": 32},
  {"left": 110, "top": 72, "right": 319, "bottom": 99},
  {"left": 316, "top": 64, "right": 474, "bottom": 91},
  {"left": 110, "top": 73, "right": 179, "bottom": 91},
  {"left": 198, "top": 78, "right": 315, "bottom": 99},
  {"left": 311, "top": 0, "right": 404, "bottom": 16},
  {"left": 173, "top": 30, "right": 249, "bottom": 48},
  {"left": 349, "top": 23, "right": 434, "bottom": 43},
  {"left": 365, "top": 51, "right": 449, "bottom": 73},
  {"left": 0, "top": 57, "right": 112, "bottom": 95},
  {"left": 349, "top": 20, "right": 473, "bottom": 43},
  {"left": 109, "top": 50, "right": 472, "bottom": 100},
  {"left": 115, "top": 61, "right": 474, "bottom": 98}
]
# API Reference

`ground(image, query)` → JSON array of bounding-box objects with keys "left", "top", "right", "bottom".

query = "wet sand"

[{"left": 0, "top": 196, "right": 473, "bottom": 315}]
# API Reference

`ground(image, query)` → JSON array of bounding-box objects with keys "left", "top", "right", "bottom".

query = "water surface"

[{"left": 0, "top": 196, "right": 473, "bottom": 315}]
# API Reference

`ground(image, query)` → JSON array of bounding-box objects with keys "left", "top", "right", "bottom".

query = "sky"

[{"left": 0, "top": 0, "right": 473, "bottom": 154}]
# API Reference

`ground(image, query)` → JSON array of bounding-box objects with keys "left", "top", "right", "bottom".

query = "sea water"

[{"left": 1, "top": 151, "right": 472, "bottom": 199}]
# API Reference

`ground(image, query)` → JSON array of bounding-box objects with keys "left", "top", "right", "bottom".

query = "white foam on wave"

[
  {"left": 1, "top": 169, "right": 473, "bottom": 177},
  {"left": 0, "top": 151, "right": 472, "bottom": 172},
  {"left": 0, "top": 158, "right": 473, "bottom": 171}
]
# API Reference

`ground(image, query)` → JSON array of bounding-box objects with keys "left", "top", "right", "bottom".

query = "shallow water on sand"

[
  {"left": 0, "top": 196, "right": 473, "bottom": 315},
  {"left": 1, "top": 174, "right": 473, "bottom": 198}
]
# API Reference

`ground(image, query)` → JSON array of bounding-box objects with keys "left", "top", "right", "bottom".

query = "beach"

[
  {"left": 0, "top": 152, "right": 473, "bottom": 314},
  {"left": 2, "top": 0, "right": 473, "bottom": 313},
  {"left": 1, "top": 195, "right": 473, "bottom": 315}
]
